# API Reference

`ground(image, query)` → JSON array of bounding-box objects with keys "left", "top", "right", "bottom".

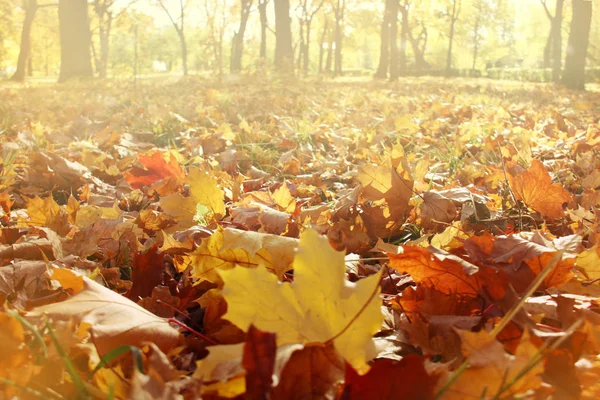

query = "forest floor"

[{"left": 1, "top": 76, "right": 600, "bottom": 399}]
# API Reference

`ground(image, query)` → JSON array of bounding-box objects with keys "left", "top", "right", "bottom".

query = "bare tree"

[
  {"left": 470, "top": 0, "right": 489, "bottom": 71},
  {"left": 540, "top": 0, "right": 564, "bottom": 82},
  {"left": 205, "top": 0, "right": 227, "bottom": 81},
  {"left": 298, "top": 0, "right": 325, "bottom": 75},
  {"left": 445, "top": 0, "right": 461, "bottom": 76},
  {"left": 12, "top": 0, "right": 39, "bottom": 81},
  {"left": 408, "top": 20, "right": 429, "bottom": 69},
  {"left": 231, "top": 0, "right": 253, "bottom": 72},
  {"left": 91, "top": 0, "right": 136, "bottom": 78},
  {"left": 318, "top": 13, "right": 330, "bottom": 73},
  {"left": 156, "top": 0, "right": 188, "bottom": 76}
]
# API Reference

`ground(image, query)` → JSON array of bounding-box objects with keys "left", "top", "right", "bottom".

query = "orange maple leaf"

[
  {"left": 388, "top": 246, "right": 507, "bottom": 300},
  {"left": 125, "top": 151, "right": 185, "bottom": 189},
  {"left": 507, "top": 160, "right": 572, "bottom": 220}
]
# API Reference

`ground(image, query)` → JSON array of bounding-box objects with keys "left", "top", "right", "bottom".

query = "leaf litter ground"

[{"left": 1, "top": 76, "right": 600, "bottom": 399}]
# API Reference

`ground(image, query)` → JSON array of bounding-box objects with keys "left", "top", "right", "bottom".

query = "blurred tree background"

[{"left": 0, "top": 0, "right": 597, "bottom": 88}]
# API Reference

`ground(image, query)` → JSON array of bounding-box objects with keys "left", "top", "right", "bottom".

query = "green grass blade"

[
  {"left": 88, "top": 345, "right": 144, "bottom": 380},
  {"left": 45, "top": 321, "right": 92, "bottom": 400}
]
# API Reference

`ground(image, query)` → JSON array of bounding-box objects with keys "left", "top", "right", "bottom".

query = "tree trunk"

[
  {"left": 274, "top": 0, "right": 294, "bottom": 71},
  {"left": 399, "top": 5, "right": 409, "bottom": 73},
  {"left": 389, "top": 0, "right": 400, "bottom": 80},
  {"left": 445, "top": 0, "right": 460, "bottom": 76},
  {"left": 179, "top": 30, "right": 188, "bottom": 76},
  {"left": 333, "top": 0, "right": 344, "bottom": 76},
  {"left": 97, "top": 10, "right": 112, "bottom": 79},
  {"left": 297, "top": 19, "right": 305, "bottom": 70},
  {"left": 376, "top": 0, "right": 400, "bottom": 79},
  {"left": 231, "top": 0, "right": 253, "bottom": 72},
  {"left": 58, "top": 0, "right": 93, "bottom": 82},
  {"left": 325, "top": 36, "right": 333, "bottom": 73},
  {"left": 11, "top": 0, "right": 38, "bottom": 82},
  {"left": 551, "top": 0, "right": 564, "bottom": 82},
  {"left": 303, "top": 19, "right": 313, "bottom": 75},
  {"left": 543, "top": 27, "right": 552, "bottom": 69},
  {"left": 472, "top": 18, "right": 480, "bottom": 71},
  {"left": 375, "top": 0, "right": 391, "bottom": 79},
  {"left": 408, "top": 25, "right": 428, "bottom": 69},
  {"left": 318, "top": 18, "right": 329, "bottom": 73},
  {"left": 562, "top": 0, "right": 592, "bottom": 90},
  {"left": 259, "top": 0, "right": 268, "bottom": 59}
]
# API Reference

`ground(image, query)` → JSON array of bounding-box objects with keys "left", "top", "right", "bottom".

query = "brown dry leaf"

[
  {"left": 243, "top": 325, "right": 277, "bottom": 400},
  {"left": 129, "top": 343, "right": 187, "bottom": 400},
  {"left": 271, "top": 343, "right": 344, "bottom": 400},
  {"left": 441, "top": 330, "right": 543, "bottom": 399},
  {"left": 126, "top": 244, "right": 168, "bottom": 301},
  {"left": 0, "top": 260, "right": 53, "bottom": 308},
  {"left": 358, "top": 155, "right": 414, "bottom": 237},
  {"left": 507, "top": 160, "right": 572, "bottom": 220},
  {"left": 197, "top": 289, "right": 245, "bottom": 344},
  {"left": 419, "top": 191, "right": 458, "bottom": 228},
  {"left": 464, "top": 232, "right": 579, "bottom": 291},
  {"left": 137, "top": 286, "right": 182, "bottom": 318},
  {"left": 27, "top": 276, "right": 180, "bottom": 355}
]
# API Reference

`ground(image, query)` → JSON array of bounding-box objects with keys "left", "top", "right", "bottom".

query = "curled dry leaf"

[{"left": 27, "top": 276, "right": 180, "bottom": 355}]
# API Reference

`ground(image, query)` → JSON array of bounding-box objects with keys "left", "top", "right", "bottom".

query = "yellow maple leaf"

[
  {"left": 219, "top": 229, "right": 383, "bottom": 374},
  {"left": 188, "top": 167, "right": 225, "bottom": 219},
  {"left": 272, "top": 182, "right": 296, "bottom": 213},
  {"left": 178, "top": 227, "right": 273, "bottom": 285},
  {"left": 160, "top": 168, "right": 226, "bottom": 230},
  {"left": 576, "top": 245, "right": 600, "bottom": 280}
]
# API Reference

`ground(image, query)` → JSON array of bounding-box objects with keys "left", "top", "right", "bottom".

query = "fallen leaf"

[
  {"left": 243, "top": 325, "right": 277, "bottom": 400},
  {"left": 126, "top": 244, "right": 168, "bottom": 301},
  {"left": 507, "top": 160, "right": 572, "bottom": 220},
  {"left": 271, "top": 343, "right": 344, "bottom": 400},
  {"left": 125, "top": 151, "right": 185, "bottom": 190},
  {"left": 341, "top": 355, "right": 439, "bottom": 400},
  {"left": 220, "top": 229, "right": 383, "bottom": 373},
  {"left": 28, "top": 277, "right": 180, "bottom": 355}
]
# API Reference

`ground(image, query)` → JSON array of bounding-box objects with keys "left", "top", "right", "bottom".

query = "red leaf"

[
  {"left": 125, "top": 151, "right": 185, "bottom": 189},
  {"left": 341, "top": 355, "right": 439, "bottom": 400},
  {"left": 126, "top": 244, "right": 167, "bottom": 301},
  {"left": 243, "top": 325, "right": 277, "bottom": 400}
]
